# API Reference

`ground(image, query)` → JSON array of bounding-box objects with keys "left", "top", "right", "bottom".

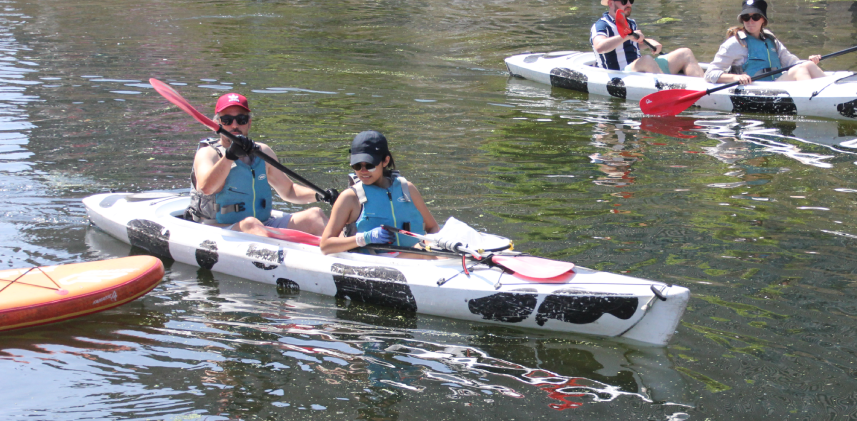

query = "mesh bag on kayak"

[{"left": 424, "top": 217, "right": 512, "bottom": 252}]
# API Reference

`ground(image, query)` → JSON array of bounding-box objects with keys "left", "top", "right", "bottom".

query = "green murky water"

[{"left": 1, "top": 0, "right": 857, "bottom": 419}]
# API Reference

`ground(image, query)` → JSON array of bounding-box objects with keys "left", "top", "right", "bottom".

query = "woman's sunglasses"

[
  {"left": 351, "top": 162, "right": 378, "bottom": 172},
  {"left": 741, "top": 14, "right": 763, "bottom": 22},
  {"left": 613, "top": 0, "right": 634, "bottom": 5},
  {"left": 219, "top": 114, "right": 250, "bottom": 125}
]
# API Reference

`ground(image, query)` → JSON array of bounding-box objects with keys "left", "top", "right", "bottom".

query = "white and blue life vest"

[
  {"left": 590, "top": 12, "right": 641, "bottom": 70},
  {"left": 188, "top": 138, "right": 272, "bottom": 225},
  {"left": 742, "top": 32, "right": 782, "bottom": 81},
  {"left": 351, "top": 174, "right": 424, "bottom": 248}
]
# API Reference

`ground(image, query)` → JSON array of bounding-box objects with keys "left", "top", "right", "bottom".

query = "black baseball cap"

[
  {"left": 350, "top": 130, "right": 389, "bottom": 166},
  {"left": 739, "top": 0, "right": 768, "bottom": 22}
]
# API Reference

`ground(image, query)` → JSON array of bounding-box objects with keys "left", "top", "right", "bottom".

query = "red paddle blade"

[
  {"left": 491, "top": 255, "right": 574, "bottom": 279},
  {"left": 265, "top": 228, "right": 321, "bottom": 246},
  {"left": 640, "top": 89, "right": 706, "bottom": 116},
  {"left": 149, "top": 78, "right": 220, "bottom": 132},
  {"left": 615, "top": 10, "right": 633, "bottom": 37}
]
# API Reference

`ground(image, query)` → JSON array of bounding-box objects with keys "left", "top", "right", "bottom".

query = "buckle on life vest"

[{"left": 217, "top": 203, "right": 246, "bottom": 214}]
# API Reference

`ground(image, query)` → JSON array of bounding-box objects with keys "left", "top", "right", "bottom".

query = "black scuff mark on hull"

[
  {"left": 276, "top": 278, "right": 300, "bottom": 293},
  {"left": 655, "top": 79, "right": 686, "bottom": 91},
  {"left": 468, "top": 292, "right": 538, "bottom": 323},
  {"left": 127, "top": 219, "right": 172, "bottom": 260},
  {"left": 607, "top": 78, "right": 626, "bottom": 99},
  {"left": 331, "top": 264, "right": 417, "bottom": 313},
  {"left": 549, "top": 68, "right": 589, "bottom": 93},
  {"left": 196, "top": 239, "right": 218, "bottom": 270},
  {"left": 837, "top": 99, "right": 857, "bottom": 119},
  {"left": 728, "top": 87, "right": 797, "bottom": 115},
  {"left": 247, "top": 244, "right": 283, "bottom": 270},
  {"left": 535, "top": 290, "right": 638, "bottom": 325}
]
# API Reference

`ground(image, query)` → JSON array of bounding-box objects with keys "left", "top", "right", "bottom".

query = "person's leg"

[
  {"left": 778, "top": 61, "right": 826, "bottom": 81},
  {"left": 625, "top": 55, "right": 663, "bottom": 74},
  {"left": 286, "top": 207, "right": 328, "bottom": 236},
  {"left": 664, "top": 48, "right": 703, "bottom": 77},
  {"left": 233, "top": 217, "right": 272, "bottom": 236}
]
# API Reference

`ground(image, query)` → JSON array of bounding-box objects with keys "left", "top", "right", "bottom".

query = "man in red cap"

[{"left": 186, "top": 93, "right": 329, "bottom": 236}]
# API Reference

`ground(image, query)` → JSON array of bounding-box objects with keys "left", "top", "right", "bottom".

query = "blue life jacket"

[
  {"left": 188, "top": 138, "right": 273, "bottom": 224},
  {"left": 353, "top": 175, "right": 424, "bottom": 247},
  {"left": 742, "top": 34, "right": 782, "bottom": 82},
  {"left": 214, "top": 155, "right": 273, "bottom": 224}
]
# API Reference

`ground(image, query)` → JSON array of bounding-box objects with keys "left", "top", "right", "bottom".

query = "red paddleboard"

[{"left": 0, "top": 256, "right": 164, "bottom": 331}]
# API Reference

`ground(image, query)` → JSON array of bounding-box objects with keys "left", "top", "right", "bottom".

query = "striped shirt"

[{"left": 590, "top": 12, "right": 641, "bottom": 70}]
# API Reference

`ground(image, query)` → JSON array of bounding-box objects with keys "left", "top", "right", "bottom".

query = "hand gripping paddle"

[
  {"left": 148, "top": 78, "right": 331, "bottom": 198},
  {"left": 639, "top": 45, "right": 857, "bottom": 117},
  {"left": 615, "top": 10, "right": 662, "bottom": 55}
]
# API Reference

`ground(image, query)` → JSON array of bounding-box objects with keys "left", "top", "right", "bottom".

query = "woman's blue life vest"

[
  {"left": 350, "top": 173, "right": 424, "bottom": 248},
  {"left": 188, "top": 138, "right": 273, "bottom": 225},
  {"left": 742, "top": 32, "right": 782, "bottom": 82}
]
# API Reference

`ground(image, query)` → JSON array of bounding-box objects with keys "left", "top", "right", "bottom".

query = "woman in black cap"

[
  {"left": 320, "top": 130, "right": 439, "bottom": 257},
  {"left": 703, "top": 0, "right": 824, "bottom": 84}
]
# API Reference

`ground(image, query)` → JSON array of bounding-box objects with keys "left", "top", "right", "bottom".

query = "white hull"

[
  {"left": 83, "top": 192, "right": 690, "bottom": 346},
  {"left": 505, "top": 51, "right": 857, "bottom": 121}
]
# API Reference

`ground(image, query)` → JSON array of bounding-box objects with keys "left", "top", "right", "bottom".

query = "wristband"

[{"left": 355, "top": 232, "right": 367, "bottom": 247}]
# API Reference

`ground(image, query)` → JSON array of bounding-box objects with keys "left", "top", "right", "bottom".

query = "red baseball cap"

[{"left": 215, "top": 93, "right": 251, "bottom": 113}]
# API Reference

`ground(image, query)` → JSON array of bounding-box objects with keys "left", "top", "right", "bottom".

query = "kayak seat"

[{"left": 266, "top": 228, "right": 321, "bottom": 246}]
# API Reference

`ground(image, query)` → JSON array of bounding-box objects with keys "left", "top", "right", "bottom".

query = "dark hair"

[{"left": 383, "top": 154, "right": 396, "bottom": 177}]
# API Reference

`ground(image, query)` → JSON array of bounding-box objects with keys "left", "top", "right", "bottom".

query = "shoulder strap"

[
  {"left": 395, "top": 175, "right": 412, "bottom": 202},
  {"left": 349, "top": 182, "right": 368, "bottom": 205}
]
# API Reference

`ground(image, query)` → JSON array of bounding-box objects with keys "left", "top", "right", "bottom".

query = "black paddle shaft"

[
  {"left": 216, "top": 126, "right": 327, "bottom": 196},
  {"left": 706, "top": 44, "right": 857, "bottom": 96},
  {"left": 628, "top": 32, "right": 665, "bottom": 55}
]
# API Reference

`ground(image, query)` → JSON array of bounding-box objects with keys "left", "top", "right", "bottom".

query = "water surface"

[{"left": 2, "top": 0, "right": 857, "bottom": 419}]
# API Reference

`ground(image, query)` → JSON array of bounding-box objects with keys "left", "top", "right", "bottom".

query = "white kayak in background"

[
  {"left": 504, "top": 51, "right": 857, "bottom": 121},
  {"left": 83, "top": 192, "right": 690, "bottom": 346}
]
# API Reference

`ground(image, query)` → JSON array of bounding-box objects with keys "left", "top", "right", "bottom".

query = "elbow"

[
  {"left": 197, "top": 183, "right": 218, "bottom": 196},
  {"left": 319, "top": 240, "right": 344, "bottom": 255}
]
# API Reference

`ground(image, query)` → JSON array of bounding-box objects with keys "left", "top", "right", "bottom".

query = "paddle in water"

[
  {"left": 640, "top": 45, "right": 857, "bottom": 117},
  {"left": 381, "top": 225, "right": 574, "bottom": 280},
  {"left": 615, "top": 10, "right": 662, "bottom": 55},
  {"left": 148, "top": 78, "right": 336, "bottom": 203}
]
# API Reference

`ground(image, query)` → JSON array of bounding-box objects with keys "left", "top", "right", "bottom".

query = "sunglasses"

[
  {"left": 741, "top": 14, "right": 763, "bottom": 22},
  {"left": 351, "top": 162, "right": 378, "bottom": 172},
  {"left": 613, "top": 0, "right": 634, "bottom": 5},
  {"left": 219, "top": 114, "right": 250, "bottom": 125}
]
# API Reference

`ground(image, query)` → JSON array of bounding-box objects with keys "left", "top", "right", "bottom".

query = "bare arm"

[
  {"left": 256, "top": 143, "right": 318, "bottom": 204},
  {"left": 193, "top": 146, "right": 232, "bottom": 195},
  {"left": 319, "top": 189, "right": 362, "bottom": 255},
  {"left": 592, "top": 32, "right": 643, "bottom": 54}
]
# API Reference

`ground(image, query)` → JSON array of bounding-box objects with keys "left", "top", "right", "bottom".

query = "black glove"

[
  {"left": 315, "top": 188, "right": 339, "bottom": 205},
  {"left": 224, "top": 135, "right": 256, "bottom": 160}
]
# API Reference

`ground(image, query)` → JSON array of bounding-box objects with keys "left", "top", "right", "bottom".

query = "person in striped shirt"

[{"left": 590, "top": 0, "right": 703, "bottom": 77}]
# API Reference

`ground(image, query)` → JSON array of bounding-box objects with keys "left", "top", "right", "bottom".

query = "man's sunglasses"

[
  {"left": 219, "top": 114, "right": 250, "bottom": 125},
  {"left": 741, "top": 14, "right": 763, "bottom": 22},
  {"left": 613, "top": 0, "right": 634, "bottom": 5},
  {"left": 351, "top": 162, "right": 378, "bottom": 172}
]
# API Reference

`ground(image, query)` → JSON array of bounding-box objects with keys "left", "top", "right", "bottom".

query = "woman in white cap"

[
  {"left": 320, "top": 130, "right": 439, "bottom": 257},
  {"left": 703, "top": 0, "right": 824, "bottom": 84}
]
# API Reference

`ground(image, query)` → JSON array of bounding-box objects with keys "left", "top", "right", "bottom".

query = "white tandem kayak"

[
  {"left": 83, "top": 192, "right": 690, "bottom": 346},
  {"left": 505, "top": 51, "right": 857, "bottom": 121}
]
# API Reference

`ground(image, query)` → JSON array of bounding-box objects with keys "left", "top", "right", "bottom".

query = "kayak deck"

[
  {"left": 83, "top": 192, "right": 690, "bottom": 346},
  {"left": 505, "top": 51, "right": 857, "bottom": 120}
]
